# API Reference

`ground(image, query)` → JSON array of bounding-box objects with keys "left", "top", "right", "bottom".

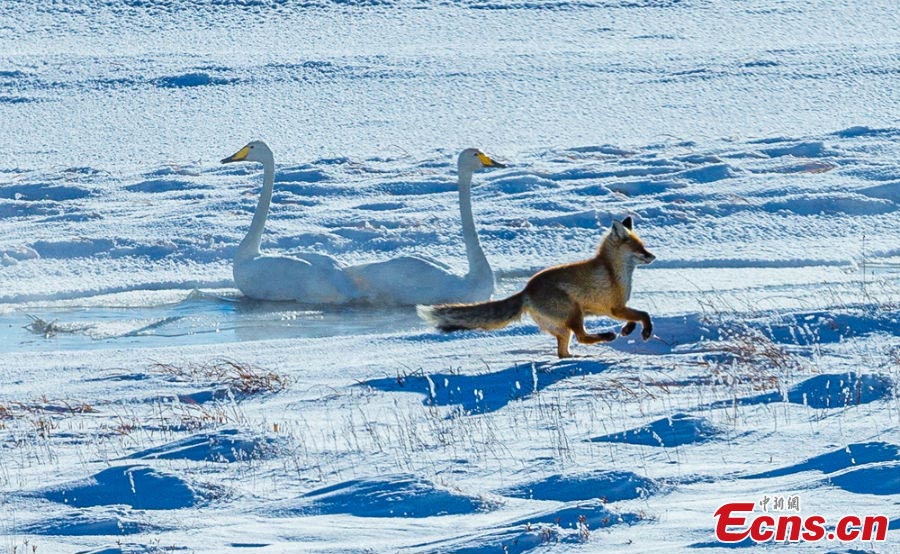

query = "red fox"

[{"left": 417, "top": 217, "right": 655, "bottom": 358}]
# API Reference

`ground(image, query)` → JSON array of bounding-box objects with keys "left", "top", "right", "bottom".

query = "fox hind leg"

[
  {"left": 526, "top": 288, "right": 582, "bottom": 358},
  {"left": 555, "top": 331, "right": 572, "bottom": 358},
  {"left": 529, "top": 311, "right": 572, "bottom": 358}
]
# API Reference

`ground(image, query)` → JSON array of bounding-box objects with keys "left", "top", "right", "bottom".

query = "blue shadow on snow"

[
  {"left": 278, "top": 474, "right": 486, "bottom": 518},
  {"left": 743, "top": 442, "right": 900, "bottom": 479},
  {"left": 438, "top": 501, "right": 643, "bottom": 554},
  {"left": 589, "top": 413, "right": 720, "bottom": 447},
  {"left": 502, "top": 470, "right": 658, "bottom": 503},
  {"left": 40, "top": 465, "right": 199, "bottom": 509},
  {"left": 707, "top": 372, "right": 892, "bottom": 411},
  {"left": 22, "top": 513, "right": 160, "bottom": 536},
  {"left": 826, "top": 464, "right": 900, "bottom": 496},
  {"left": 363, "top": 359, "right": 612, "bottom": 415},
  {"left": 127, "top": 428, "right": 277, "bottom": 463}
]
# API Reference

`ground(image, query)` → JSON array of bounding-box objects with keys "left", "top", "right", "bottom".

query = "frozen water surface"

[{"left": 2, "top": 290, "right": 424, "bottom": 353}]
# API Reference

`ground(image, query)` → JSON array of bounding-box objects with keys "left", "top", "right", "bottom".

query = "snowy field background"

[{"left": 2, "top": 0, "right": 900, "bottom": 553}]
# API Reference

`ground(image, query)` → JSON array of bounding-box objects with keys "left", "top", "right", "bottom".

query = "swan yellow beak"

[
  {"left": 477, "top": 152, "right": 506, "bottom": 168},
  {"left": 221, "top": 145, "right": 251, "bottom": 164}
]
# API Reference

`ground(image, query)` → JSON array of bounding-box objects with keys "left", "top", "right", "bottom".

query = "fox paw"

[
  {"left": 641, "top": 324, "right": 653, "bottom": 341},
  {"left": 621, "top": 322, "right": 636, "bottom": 336}
]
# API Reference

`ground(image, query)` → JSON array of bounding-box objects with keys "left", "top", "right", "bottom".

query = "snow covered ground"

[{"left": 2, "top": 1, "right": 900, "bottom": 553}]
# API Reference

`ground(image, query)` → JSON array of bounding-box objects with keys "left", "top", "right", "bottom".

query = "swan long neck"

[
  {"left": 457, "top": 169, "right": 491, "bottom": 282},
  {"left": 238, "top": 153, "right": 275, "bottom": 258}
]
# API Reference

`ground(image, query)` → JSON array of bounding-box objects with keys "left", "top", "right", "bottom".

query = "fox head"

[{"left": 608, "top": 217, "right": 656, "bottom": 265}]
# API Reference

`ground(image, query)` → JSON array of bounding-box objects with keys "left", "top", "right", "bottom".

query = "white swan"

[
  {"left": 344, "top": 148, "right": 504, "bottom": 305},
  {"left": 221, "top": 141, "right": 360, "bottom": 303}
]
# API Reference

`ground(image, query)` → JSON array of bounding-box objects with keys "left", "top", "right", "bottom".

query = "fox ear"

[
  {"left": 622, "top": 216, "right": 633, "bottom": 230},
  {"left": 611, "top": 220, "right": 627, "bottom": 238}
]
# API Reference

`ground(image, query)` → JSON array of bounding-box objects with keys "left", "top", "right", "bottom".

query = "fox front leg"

[
  {"left": 566, "top": 308, "right": 617, "bottom": 345},
  {"left": 611, "top": 306, "right": 653, "bottom": 341},
  {"left": 620, "top": 321, "right": 636, "bottom": 336}
]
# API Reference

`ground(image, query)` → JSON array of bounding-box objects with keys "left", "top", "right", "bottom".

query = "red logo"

[{"left": 714, "top": 502, "right": 888, "bottom": 543}]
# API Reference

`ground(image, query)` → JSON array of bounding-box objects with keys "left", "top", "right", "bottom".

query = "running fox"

[{"left": 417, "top": 217, "right": 655, "bottom": 358}]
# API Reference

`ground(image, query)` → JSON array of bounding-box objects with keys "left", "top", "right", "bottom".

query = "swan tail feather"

[{"left": 417, "top": 291, "right": 525, "bottom": 332}]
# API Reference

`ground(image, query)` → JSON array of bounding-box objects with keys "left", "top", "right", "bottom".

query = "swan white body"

[
  {"left": 344, "top": 149, "right": 501, "bottom": 305},
  {"left": 222, "top": 141, "right": 360, "bottom": 303}
]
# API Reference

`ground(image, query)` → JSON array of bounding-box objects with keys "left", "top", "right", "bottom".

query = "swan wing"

[
  {"left": 293, "top": 251, "right": 346, "bottom": 269},
  {"left": 234, "top": 254, "right": 359, "bottom": 303},
  {"left": 344, "top": 256, "right": 466, "bottom": 305}
]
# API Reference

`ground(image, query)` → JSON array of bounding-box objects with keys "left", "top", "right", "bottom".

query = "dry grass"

[
  {"left": 0, "top": 400, "right": 96, "bottom": 417},
  {"left": 144, "top": 358, "right": 287, "bottom": 431},
  {"left": 588, "top": 375, "right": 665, "bottom": 403},
  {"left": 0, "top": 399, "right": 97, "bottom": 437},
  {"left": 718, "top": 325, "right": 801, "bottom": 374},
  {"left": 167, "top": 402, "right": 243, "bottom": 431},
  {"left": 707, "top": 323, "right": 804, "bottom": 397},
  {"left": 150, "top": 358, "right": 288, "bottom": 395}
]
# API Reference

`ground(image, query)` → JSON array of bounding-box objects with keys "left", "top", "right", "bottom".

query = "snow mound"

[
  {"left": 74, "top": 545, "right": 163, "bottom": 554},
  {"left": 356, "top": 201, "right": 405, "bottom": 211},
  {"left": 744, "top": 442, "right": 900, "bottom": 479},
  {"left": 760, "top": 141, "right": 827, "bottom": 158},
  {"left": 365, "top": 359, "right": 613, "bottom": 415},
  {"left": 31, "top": 238, "right": 115, "bottom": 259},
  {"left": 734, "top": 372, "right": 893, "bottom": 410},
  {"left": 827, "top": 464, "right": 900, "bottom": 496},
  {"left": 273, "top": 182, "right": 354, "bottom": 197},
  {"left": 0, "top": 183, "right": 93, "bottom": 201},
  {"left": 40, "top": 465, "right": 204, "bottom": 509},
  {"left": 0, "top": 244, "right": 39, "bottom": 265},
  {"left": 128, "top": 429, "right": 277, "bottom": 463},
  {"left": 125, "top": 179, "right": 210, "bottom": 193},
  {"left": 488, "top": 174, "right": 559, "bottom": 194},
  {"left": 274, "top": 169, "right": 331, "bottom": 183},
  {"left": 606, "top": 179, "right": 684, "bottom": 196},
  {"left": 857, "top": 181, "right": 900, "bottom": 202},
  {"left": 277, "top": 474, "right": 487, "bottom": 518},
  {"left": 23, "top": 512, "right": 160, "bottom": 536},
  {"left": 380, "top": 180, "right": 458, "bottom": 196},
  {"left": 832, "top": 126, "right": 899, "bottom": 138},
  {"left": 441, "top": 501, "right": 643, "bottom": 554},
  {"left": 760, "top": 194, "right": 895, "bottom": 216},
  {"left": 672, "top": 163, "right": 737, "bottom": 183},
  {"left": 502, "top": 470, "right": 657, "bottom": 502},
  {"left": 689, "top": 537, "right": 757, "bottom": 549},
  {"left": 529, "top": 209, "right": 607, "bottom": 228},
  {"left": 589, "top": 413, "right": 720, "bottom": 447}
]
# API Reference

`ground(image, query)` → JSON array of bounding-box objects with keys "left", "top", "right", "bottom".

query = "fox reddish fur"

[{"left": 418, "top": 217, "right": 655, "bottom": 358}]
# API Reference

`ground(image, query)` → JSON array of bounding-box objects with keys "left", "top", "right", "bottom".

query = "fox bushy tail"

[{"left": 417, "top": 291, "right": 526, "bottom": 332}]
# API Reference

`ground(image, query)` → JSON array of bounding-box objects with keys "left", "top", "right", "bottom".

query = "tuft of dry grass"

[
  {"left": 0, "top": 400, "right": 96, "bottom": 417},
  {"left": 708, "top": 323, "right": 804, "bottom": 397},
  {"left": 0, "top": 400, "right": 97, "bottom": 438},
  {"left": 169, "top": 402, "right": 241, "bottom": 431},
  {"left": 150, "top": 358, "right": 288, "bottom": 395},
  {"left": 718, "top": 324, "right": 801, "bottom": 375}
]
